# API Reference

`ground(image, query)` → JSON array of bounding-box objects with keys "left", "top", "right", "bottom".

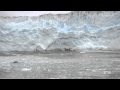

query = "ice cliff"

[{"left": 0, "top": 11, "right": 120, "bottom": 51}]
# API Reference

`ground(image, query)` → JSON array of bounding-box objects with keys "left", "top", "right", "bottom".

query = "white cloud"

[{"left": 0, "top": 11, "right": 71, "bottom": 16}]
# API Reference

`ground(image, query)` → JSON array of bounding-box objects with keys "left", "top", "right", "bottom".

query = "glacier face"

[{"left": 0, "top": 11, "right": 120, "bottom": 51}]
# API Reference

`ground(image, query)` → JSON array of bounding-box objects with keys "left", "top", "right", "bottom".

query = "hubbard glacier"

[{"left": 0, "top": 11, "right": 120, "bottom": 79}]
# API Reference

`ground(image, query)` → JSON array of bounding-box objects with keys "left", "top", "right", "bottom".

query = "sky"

[{"left": 0, "top": 11, "right": 71, "bottom": 16}]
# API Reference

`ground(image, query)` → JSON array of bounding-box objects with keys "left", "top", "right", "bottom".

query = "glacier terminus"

[{"left": 0, "top": 11, "right": 120, "bottom": 51}]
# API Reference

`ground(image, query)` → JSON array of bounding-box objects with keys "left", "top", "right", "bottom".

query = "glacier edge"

[{"left": 0, "top": 11, "right": 120, "bottom": 51}]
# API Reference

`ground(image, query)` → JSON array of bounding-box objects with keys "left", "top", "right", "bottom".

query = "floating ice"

[{"left": 21, "top": 68, "right": 32, "bottom": 71}]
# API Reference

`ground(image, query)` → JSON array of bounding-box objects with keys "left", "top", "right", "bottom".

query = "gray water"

[{"left": 0, "top": 50, "right": 120, "bottom": 79}]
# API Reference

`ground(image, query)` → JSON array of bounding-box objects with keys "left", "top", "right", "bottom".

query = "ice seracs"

[{"left": 0, "top": 11, "right": 120, "bottom": 51}]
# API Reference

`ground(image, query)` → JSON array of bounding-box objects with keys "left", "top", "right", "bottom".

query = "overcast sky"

[{"left": 0, "top": 11, "right": 71, "bottom": 16}]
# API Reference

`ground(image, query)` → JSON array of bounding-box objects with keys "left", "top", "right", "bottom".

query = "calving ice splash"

[{"left": 0, "top": 11, "right": 120, "bottom": 51}]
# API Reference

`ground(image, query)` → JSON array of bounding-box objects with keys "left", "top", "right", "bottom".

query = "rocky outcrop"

[{"left": 0, "top": 11, "right": 120, "bottom": 51}]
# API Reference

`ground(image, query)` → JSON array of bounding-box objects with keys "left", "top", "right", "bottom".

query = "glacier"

[{"left": 0, "top": 11, "right": 120, "bottom": 51}]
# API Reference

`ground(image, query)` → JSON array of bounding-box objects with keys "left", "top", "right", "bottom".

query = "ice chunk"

[{"left": 21, "top": 68, "right": 32, "bottom": 71}]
